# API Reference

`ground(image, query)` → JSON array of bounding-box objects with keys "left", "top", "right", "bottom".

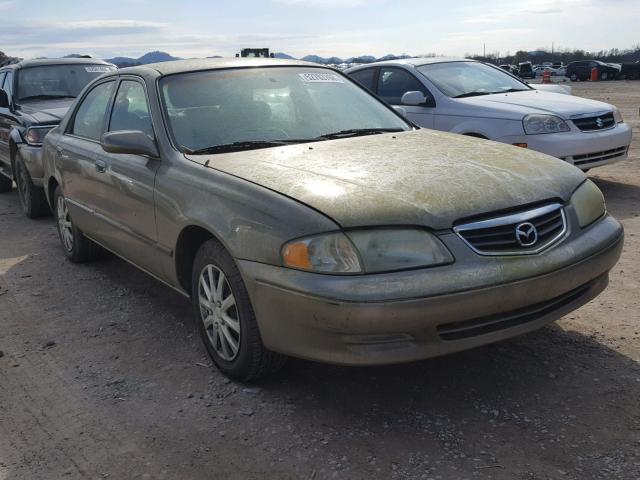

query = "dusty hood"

[
  {"left": 188, "top": 130, "right": 585, "bottom": 230},
  {"left": 461, "top": 90, "right": 612, "bottom": 118},
  {"left": 19, "top": 99, "right": 74, "bottom": 124}
]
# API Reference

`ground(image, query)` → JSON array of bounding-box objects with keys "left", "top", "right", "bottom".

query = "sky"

[{"left": 1, "top": 0, "right": 638, "bottom": 60}]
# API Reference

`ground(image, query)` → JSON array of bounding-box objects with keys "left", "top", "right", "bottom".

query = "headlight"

[
  {"left": 570, "top": 180, "right": 605, "bottom": 228},
  {"left": 24, "top": 126, "right": 54, "bottom": 146},
  {"left": 523, "top": 114, "right": 570, "bottom": 135},
  {"left": 282, "top": 229, "right": 453, "bottom": 274},
  {"left": 612, "top": 107, "right": 624, "bottom": 124},
  {"left": 282, "top": 232, "right": 362, "bottom": 273}
]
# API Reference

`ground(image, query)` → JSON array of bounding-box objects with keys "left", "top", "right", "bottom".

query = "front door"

[
  {"left": 377, "top": 67, "right": 435, "bottom": 128},
  {"left": 90, "top": 78, "right": 162, "bottom": 276}
]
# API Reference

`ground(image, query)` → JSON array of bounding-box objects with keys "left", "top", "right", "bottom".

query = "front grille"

[
  {"left": 572, "top": 146, "right": 627, "bottom": 166},
  {"left": 572, "top": 112, "right": 615, "bottom": 132},
  {"left": 454, "top": 203, "right": 566, "bottom": 255},
  {"left": 437, "top": 280, "right": 593, "bottom": 341}
]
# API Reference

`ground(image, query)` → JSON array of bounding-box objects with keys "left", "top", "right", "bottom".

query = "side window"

[
  {"left": 108, "top": 80, "right": 154, "bottom": 138},
  {"left": 71, "top": 81, "right": 115, "bottom": 141},
  {"left": 2, "top": 72, "right": 13, "bottom": 97},
  {"left": 349, "top": 69, "right": 376, "bottom": 92},
  {"left": 0, "top": 73, "right": 6, "bottom": 93},
  {"left": 377, "top": 68, "right": 427, "bottom": 105}
]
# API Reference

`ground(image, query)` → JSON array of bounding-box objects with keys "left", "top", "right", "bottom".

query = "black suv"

[
  {"left": 0, "top": 58, "right": 116, "bottom": 217},
  {"left": 565, "top": 60, "right": 620, "bottom": 81}
]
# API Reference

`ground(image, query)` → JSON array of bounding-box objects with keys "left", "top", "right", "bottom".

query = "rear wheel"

[
  {"left": 191, "top": 239, "right": 286, "bottom": 382},
  {"left": 15, "top": 158, "right": 50, "bottom": 218},
  {"left": 569, "top": 73, "right": 578, "bottom": 82},
  {"left": 53, "top": 186, "right": 103, "bottom": 262},
  {"left": 0, "top": 173, "right": 12, "bottom": 193},
  {"left": 600, "top": 72, "right": 609, "bottom": 81}
]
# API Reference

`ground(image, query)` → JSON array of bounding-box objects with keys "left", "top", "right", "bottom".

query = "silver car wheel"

[
  {"left": 56, "top": 195, "right": 73, "bottom": 252},
  {"left": 198, "top": 264, "right": 240, "bottom": 361}
]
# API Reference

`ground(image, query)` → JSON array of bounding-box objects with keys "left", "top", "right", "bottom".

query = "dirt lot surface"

[{"left": 1, "top": 81, "right": 639, "bottom": 480}]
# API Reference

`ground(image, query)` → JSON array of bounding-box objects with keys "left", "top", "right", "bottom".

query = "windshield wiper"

[
  {"left": 315, "top": 128, "right": 405, "bottom": 140},
  {"left": 495, "top": 88, "right": 529, "bottom": 93},
  {"left": 186, "top": 139, "right": 316, "bottom": 155},
  {"left": 453, "top": 91, "right": 493, "bottom": 99},
  {"left": 19, "top": 94, "right": 76, "bottom": 101}
]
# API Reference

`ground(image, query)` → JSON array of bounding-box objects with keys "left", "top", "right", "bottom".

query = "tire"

[
  {"left": 53, "top": 186, "right": 103, "bottom": 263},
  {"left": 0, "top": 173, "right": 12, "bottom": 193},
  {"left": 600, "top": 72, "right": 608, "bottom": 81},
  {"left": 191, "top": 239, "right": 286, "bottom": 382},
  {"left": 569, "top": 73, "right": 578, "bottom": 82},
  {"left": 15, "top": 157, "right": 51, "bottom": 218}
]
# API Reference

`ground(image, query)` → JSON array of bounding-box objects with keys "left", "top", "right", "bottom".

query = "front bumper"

[
  {"left": 17, "top": 143, "right": 45, "bottom": 186},
  {"left": 495, "top": 122, "right": 632, "bottom": 170},
  {"left": 239, "top": 213, "right": 623, "bottom": 366}
]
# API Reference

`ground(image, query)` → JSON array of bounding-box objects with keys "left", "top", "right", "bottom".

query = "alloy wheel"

[
  {"left": 56, "top": 195, "right": 73, "bottom": 252},
  {"left": 198, "top": 264, "right": 240, "bottom": 361}
]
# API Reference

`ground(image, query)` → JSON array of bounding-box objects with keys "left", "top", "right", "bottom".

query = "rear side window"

[
  {"left": 71, "top": 81, "right": 115, "bottom": 141},
  {"left": 0, "top": 72, "right": 6, "bottom": 93},
  {"left": 350, "top": 69, "right": 376, "bottom": 92},
  {"left": 109, "top": 80, "right": 154, "bottom": 138},
  {"left": 377, "top": 68, "right": 427, "bottom": 105},
  {"left": 2, "top": 72, "right": 13, "bottom": 97}
]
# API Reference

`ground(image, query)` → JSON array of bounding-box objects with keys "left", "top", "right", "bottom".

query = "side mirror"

[
  {"left": 101, "top": 130, "right": 159, "bottom": 158},
  {"left": 401, "top": 91, "right": 429, "bottom": 106},
  {"left": 0, "top": 89, "right": 9, "bottom": 109}
]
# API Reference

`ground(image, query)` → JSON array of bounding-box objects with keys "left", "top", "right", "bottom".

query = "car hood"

[
  {"left": 460, "top": 90, "right": 612, "bottom": 119},
  {"left": 18, "top": 98, "right": 75, "bottom": 125},
  {"left": 187, "top": 130, "right": 585, "bottom": 230}
]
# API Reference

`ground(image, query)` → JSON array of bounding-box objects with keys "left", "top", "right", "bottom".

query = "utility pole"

[
  {"left": 552, "top": 41, "right": 554, "bottom": 55},
  {"left": 483, "top": 43, "right": 486, "bottom": 57}
]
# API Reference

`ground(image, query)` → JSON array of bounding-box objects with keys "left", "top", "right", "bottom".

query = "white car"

[{"left": 346, "top": 58, "right": 632, "bottom": 171}]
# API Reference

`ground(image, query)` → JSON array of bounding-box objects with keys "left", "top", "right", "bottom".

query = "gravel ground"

[{"left": 1, "top": 81, "right": 639, "bottom": 480}]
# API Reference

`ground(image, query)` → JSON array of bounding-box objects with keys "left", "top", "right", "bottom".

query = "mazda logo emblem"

[
  {"left": 515, "top": 222, "right": 538, "bottom": 247},
  {"left": 595, "top": 117, "right": 604, "bottom": 128}
]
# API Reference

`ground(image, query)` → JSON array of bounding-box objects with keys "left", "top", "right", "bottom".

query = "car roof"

[
  {"left": 0, "top": 57, "right": 115, "bottom": 71},
  {"left": 117, "top": 57, "right": 327, "bottom": 77},
  {"left": 346, "top": 57, "right": 477, "bottom": 72}
]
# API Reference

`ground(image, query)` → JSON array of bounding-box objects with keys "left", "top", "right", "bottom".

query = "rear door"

[
  {"left": 58, "top": 79, "right": 116, "bottom": 231},
  {"left": 376, "top": 67, "right": 435, "bottom": 128},
  {"left": 90, "top": 77, "right": 162, "bottom": 275}
]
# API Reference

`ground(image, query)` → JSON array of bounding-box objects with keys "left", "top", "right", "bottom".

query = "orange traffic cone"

[{"left": 542, "top": 70, "right": 551, "bottom": 84}]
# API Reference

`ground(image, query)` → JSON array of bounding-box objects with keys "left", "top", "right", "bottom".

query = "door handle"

[{"left": 95, "top": 160, "right": 107, "bottom": 173}]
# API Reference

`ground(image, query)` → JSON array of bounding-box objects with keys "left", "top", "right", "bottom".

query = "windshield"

[
  {"left": 160, "top": 67, "right": 411, "bottom": 153},
  {"left": 17, "top": 64, "right": 116, "bottom": 102},
  {"left": 417, "top": 62, "right": 531, "bottom": 98}
]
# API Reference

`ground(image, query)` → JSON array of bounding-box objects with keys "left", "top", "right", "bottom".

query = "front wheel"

[
  {"left": 15, "top": 158, "right": 50, "bottom": 218},
  {"left": 191, "top": 239, "right": 286, "bottom": 382},
  {"left": 600, "top": 72, "right": 609, "bottom": 81},
  {"left": 53, "top": 186, "right": 103, "bottom": 262}
]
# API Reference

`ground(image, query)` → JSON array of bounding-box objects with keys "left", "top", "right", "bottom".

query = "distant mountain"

[
  {"left": 99, "top": 50, "right": 416, "bottom": 68},
  {"left": 105, "top": 51, "right": 181, "bottom": 67}
]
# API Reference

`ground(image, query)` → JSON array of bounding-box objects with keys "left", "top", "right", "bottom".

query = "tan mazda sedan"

[{"left": 42, "top": 59, "right": 623, "bottom": 381}]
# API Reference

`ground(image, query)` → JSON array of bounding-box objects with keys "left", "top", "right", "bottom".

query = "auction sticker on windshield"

[
  {"left": 299, "top": 72, "right": 344, "bottom": 83},
  {"left": 85, "top": 66, "right": 113, "bottom": 73}
]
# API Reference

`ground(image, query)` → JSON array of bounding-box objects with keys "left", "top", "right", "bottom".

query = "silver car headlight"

[
  {"left": 570, "top": 180, "right": 606, "bottom": 228},
  {"left": 612, "top": 107, "right": 624, "bottom": 124},
  {"left": 282, "top": 229, "right": 453, "bottom": 274},
  {"left": 24, "top": 126, "right": 54, "bottom": 146},
  {"left": 523, "top": 114, "right": 570, "bottom": 135}
]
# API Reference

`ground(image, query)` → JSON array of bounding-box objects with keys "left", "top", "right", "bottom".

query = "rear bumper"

[
  {"left": 495, "top": 122, "right": 632, "bottom": 170},
  {"left": 239, "top": 214, "right": 623, "bottom": 366}
]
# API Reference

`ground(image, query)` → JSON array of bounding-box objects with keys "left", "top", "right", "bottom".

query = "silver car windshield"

[
  {"left": 417, "top": 62, "right": 531, "bottom": 98},
  {"left": 160, "top": 67, "right": 411, "bottom": 153},
  {"left": 17, "top": 64, "right": 116, "bottom": 101}
]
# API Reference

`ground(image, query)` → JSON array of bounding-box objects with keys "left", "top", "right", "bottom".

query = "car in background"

[
  {"left": 0, "top": 58, "right": 116, "bottom": 217},
  {"left": 518, "top": 61, "right": 535, "bottom": 79},
  {"left": 620, "top": 62, "right": 640, "bottom": 80},
  {"left": 42, "top": 58, "right": 623, "bottom": 381},
  {"left": 565, "top": 60, "right": 620, "bottom": 81},
  {"left": 533, "top": 65, "right": 560, "bottom": 77},
  {"left": 346, "top": 58, "right": 632, "bottom": 171}
]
